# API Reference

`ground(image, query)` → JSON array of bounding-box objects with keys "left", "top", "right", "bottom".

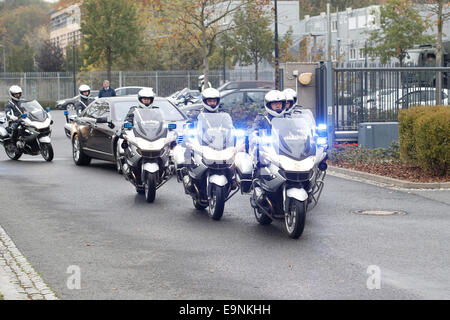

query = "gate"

[{"left": 333, "top": 67, "right": 450, "bottom": 134}]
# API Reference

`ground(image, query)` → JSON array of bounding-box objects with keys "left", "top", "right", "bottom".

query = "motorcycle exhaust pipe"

[{"left": 318, "top": 161, "right": 328, "bottom": 172}]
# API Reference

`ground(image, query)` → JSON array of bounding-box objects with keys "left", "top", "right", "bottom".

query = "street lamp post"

[
  {"left": 274, "top": 0, "right": 280, "bottom": 90},
  {"left": 72, "top": 41, "right": 77, "bottom": 96}
]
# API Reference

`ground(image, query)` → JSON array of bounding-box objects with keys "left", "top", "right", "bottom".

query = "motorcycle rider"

[
  {"left": 251, "top": 90, "right": 287, "bottom": 168},
  {"left": 74, "top": 84, "right": 95, "bottom": 115},
  {"left": 283, "top": 88, "right": 299, "bottom": 115},
  {"left": 122, "top": 87, "right": 156, "bottom": 127},
  {"left": 4, "top": 85, "right": 25, "bottom": 146},
  {"left": 200, "top": 87, "right": 221, "bottom": 113},
  {"left": 251, "top": 90, "right": 287, "bottom": 134},
  {"left": 198, "top": 75, "right": 212, "bottom": 92}
]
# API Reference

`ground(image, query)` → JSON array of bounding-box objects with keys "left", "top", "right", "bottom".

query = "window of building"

[
  {"left": 332, "top": 20, "right": 338, "bottom": 32},
  {"left": 349, "top": 17, "right": 357, "bottom": 30},
  {"left": 358, "top": 15, "right": 367, "bottom": 28},
  {"left": 359, "top": 48, "right": 365, "bottom": 60},
  {"left": 350, "top": 48, "right": 357, "bottom": 60}
]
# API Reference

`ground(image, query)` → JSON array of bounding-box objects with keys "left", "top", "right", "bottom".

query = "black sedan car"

[{"left": 69, "top": 96, "right": 187, "bottom": 169}]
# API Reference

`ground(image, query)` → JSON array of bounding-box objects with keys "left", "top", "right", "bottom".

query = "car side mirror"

[
  {"left": 108, "top": 122, "right": 115, "bottom": 129},
  {"left": 96, "top": 117, "right": 108, "bottom": 124}
]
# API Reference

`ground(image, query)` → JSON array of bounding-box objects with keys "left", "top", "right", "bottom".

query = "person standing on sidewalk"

[{"left": 98, "top": 80, "right": 116, "bottom": 98}]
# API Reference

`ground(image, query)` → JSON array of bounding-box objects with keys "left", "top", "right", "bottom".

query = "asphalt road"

[{"left": 0, "top": 111, "right": 449, "bottom": 300}]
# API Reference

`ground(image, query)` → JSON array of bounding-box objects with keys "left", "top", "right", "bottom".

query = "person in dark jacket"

[
  {"left": 98, "top": 80, "right": 116, "bottom": 98},
  {"left": 4, "top": 85, "right": 26, "bottom": 146},
  {"left": 74, "top": 84, "right": 95, "bottom": 115}
]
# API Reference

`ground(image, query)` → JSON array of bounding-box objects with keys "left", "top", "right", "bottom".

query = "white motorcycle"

[
  {"left": 236, "top": 116, "right": 328, "bottom": 239},
  {"left": 0, "top": 100, "right": 54, "bottom": 162}
]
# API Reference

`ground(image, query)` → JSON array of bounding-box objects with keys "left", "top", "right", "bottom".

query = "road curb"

[
  {"left": 328, "top": 166, "right": 450, "bottom": 190},
  {"left": 0, "top": 225, "right": 58, "bottom": 300}
]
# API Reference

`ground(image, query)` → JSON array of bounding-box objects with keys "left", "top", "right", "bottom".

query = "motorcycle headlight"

[
  {"left": 202, "top": 146, "right": 235, "bottom": 162},
  {"left": 132, "top": 137, "right": 166, "bottom": 151},
  {"left": 279, "top": 155, "right": 315, "bottom": 172}
]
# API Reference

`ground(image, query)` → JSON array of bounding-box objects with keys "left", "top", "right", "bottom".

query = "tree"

[
  {"left": 165, "top": 0, "right": 266, "bottom": 86},
  {"left": 36, "top": 40, "right": 65, "bottom": 72},
  {"left": 8, "top": 42, "right": 35, "bottom": 72},
  {"left": 365, "top": 0, "right": 434, "bottom": 66},
  {"left": 228, "top": 2, "right": 273, "bottom": 80},
  {"left": 417, "top": 0, "right": 450, "bottom": 104},
  {"left": 81, "top": 0, "right": 142, "bottom": 81}
]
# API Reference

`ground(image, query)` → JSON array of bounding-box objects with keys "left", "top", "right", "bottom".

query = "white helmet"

[
  {"left": 264, "top": 90, "right": 287, "bottom": 118},
  {"left": 198, "top": 75, "right": 205, "bottom": 81},
  {"left": 138, "top": 88, "right": 155, "bottom": 108},
  {"left": 9, "top": 85, "right": 23, "bottom": 102},
  {"left": 201, "top": 87, "right": 220, "bottom": 112},
  {"left": 79, "top": 84, "right": 91, "bottom": 99},
  {"left": 283, "top": 88, "right": 297, "bottom": 111}
]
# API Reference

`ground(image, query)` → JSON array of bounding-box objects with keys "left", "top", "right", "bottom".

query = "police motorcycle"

[
  {"left": 175, "top": 111, "right": 245, "bottom": 221},
  {"left": 120, "top": 108, "right": 177, "bottom": 203},
  {"left": 239, "top": 115, "right": 328, "bottom": 239},
  {"left": 0, "top": 100, "right": 54, "bottom": 162}
]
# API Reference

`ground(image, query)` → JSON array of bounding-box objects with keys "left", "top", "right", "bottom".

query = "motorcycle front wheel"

[
  {"left": 285, "top": 199, "right": 307, "bottom": 239},
  {"left": 145, "top": 172, "right": 158, "bottom": 203},
  {"left": 5, "top": 143, "right": 22, "bottom": 161},
  {"left": 208, "top": 185, "right": 226, "bottom": 221},
  {"left": 40, "top": 143, "right": 54, "bottom": 162}
]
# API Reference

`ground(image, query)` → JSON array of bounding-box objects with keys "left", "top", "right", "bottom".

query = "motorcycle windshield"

[
  {"left": 133, "top": 109, "right": 167, "bottom": 142},
  {"left": 21, "top": 100, "right": 48, "bottom": 122},
  {"left": 271, "top": 117, "right": 315, "bottom": 161},
  {"left": 196, "top": 112, "right": 234, "bottom": 150}
]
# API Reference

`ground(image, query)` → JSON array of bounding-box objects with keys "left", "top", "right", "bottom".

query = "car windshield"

[
  {"left": 270, "top": 117, "right": 315, "bottom": 161},
  {"left": 133, "top": 109, "right": 167, "bottom": 142},
  {"left": 112, "top": 99, "right": 185, "bottom": 122},
  {"left": 196, "top": 112, "right": 234, "bottom": 150},
  {"left": 21, "top": 100, "right": 48, "bottom": 122}
]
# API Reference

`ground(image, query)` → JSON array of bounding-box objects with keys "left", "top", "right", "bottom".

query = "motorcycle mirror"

[
  {"left": 46, "top": 107, "right": 51, "bottom": 113},
  {"left": 108, "top": 122, "right": 115, "bottom": 129}
]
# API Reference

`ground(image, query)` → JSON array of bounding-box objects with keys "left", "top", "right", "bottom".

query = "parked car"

[
  {"left": 69, "top": 96, "right": 187, "bottom": 168},
  {"left": 217, "top": 80, "right": 275, "bottom": 92},
  {"left": 115, "top": 87, "right": 151, "bottom": 97},
  {"left": 55, "top": 90, "right": 99, "bottom": 110},
  {"left": 356, "top": 88, "right": 449, "bottom": 110}
]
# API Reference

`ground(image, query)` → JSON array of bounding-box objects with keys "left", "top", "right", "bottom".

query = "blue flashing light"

[
  {"left": 168, "top": 123, "right": 177, "bottom": 130},
  {"left": 21, "top": 113, "right": 28, "bottom": 119},
  {"left": 64, "top": 111, "right": 69, "bottom": 116},
  {"left": 124, "top": 122, "right": 133, "bottom": 129}
]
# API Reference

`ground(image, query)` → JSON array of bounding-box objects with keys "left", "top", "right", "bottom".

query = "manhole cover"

[{"left": 351, "top": 210, "right": 407, "bottom": 216}]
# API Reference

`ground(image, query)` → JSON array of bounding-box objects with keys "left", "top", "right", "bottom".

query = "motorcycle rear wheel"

[{"left": 5, "top": 144, "right": 22, "bottom": 161}]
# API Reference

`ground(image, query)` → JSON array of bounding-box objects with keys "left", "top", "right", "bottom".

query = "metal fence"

[
  {"left": 0, "top": 69, "right": 275, "bottom": 102},
  {"left": 333, "top": 67, "right": 450, "bottom": 131}
]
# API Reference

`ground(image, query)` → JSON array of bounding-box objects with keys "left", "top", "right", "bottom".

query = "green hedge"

[{"left": 399, "top": 106, "right": 449, "bottom": 176}]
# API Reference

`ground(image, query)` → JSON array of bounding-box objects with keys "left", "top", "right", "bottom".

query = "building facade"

[
  {"left": 49, "top": 3, "right": 82, "bottom": 53},
  {"left": 297, "top": 4, "right": 450, "bottom": 65}
]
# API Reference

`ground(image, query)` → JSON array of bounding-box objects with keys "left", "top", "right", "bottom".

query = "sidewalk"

[{"left": 0, "top": 225, "right": 58, "bottom": 300}]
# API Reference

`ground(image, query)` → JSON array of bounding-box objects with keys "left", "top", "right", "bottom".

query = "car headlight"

[
  {"left": 279, "top": 155, "right": 315, "bottom": 172},
  {"left": 202, "top": 146, "right": 235, "bottom": 161}
]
